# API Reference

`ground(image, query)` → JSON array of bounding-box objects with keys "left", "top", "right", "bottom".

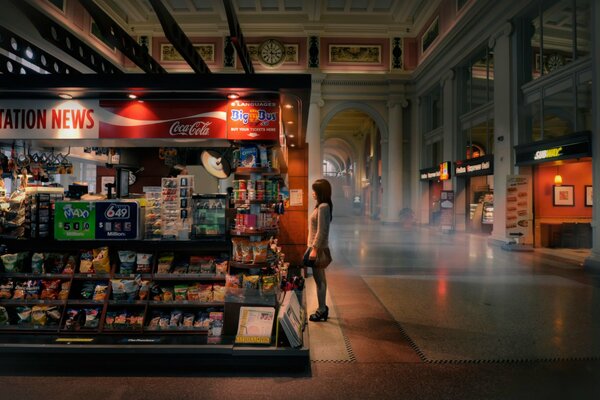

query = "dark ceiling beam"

[
  {"left": 79, "top": 0, "right": 166, "bottom": 74},
  {"left": 148, "top": 0, "right": 211, "bottom": 74},
  {"left": 0, "top": 53, "right": 44, "bottom": 75},
  {"left": 9, "top": 0, "right": 122, "bottom": 74},
  {"left": 0, "top": 25, "right": 79, "bottom": 74},
  {"left": 223, "top": 0, "right": 255, "bottom": 74}
]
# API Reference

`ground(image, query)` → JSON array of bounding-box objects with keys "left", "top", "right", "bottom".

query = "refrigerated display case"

[{"left": 191, "top": 194, "right": 227, "bottom": 238}]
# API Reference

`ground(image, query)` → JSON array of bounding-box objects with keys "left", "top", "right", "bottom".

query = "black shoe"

[{"left": 309, "top": 306, "right": 329, "bottom": 322}]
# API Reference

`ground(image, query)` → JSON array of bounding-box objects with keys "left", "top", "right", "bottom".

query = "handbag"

[
  {"left": 315, "top": 248, "right": 332, "bottom": 268},
  {"left": 302, "top": 247, "right": 316, "bottom": 268}
]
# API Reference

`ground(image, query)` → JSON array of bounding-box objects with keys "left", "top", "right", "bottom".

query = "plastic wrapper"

[
  {"left": 225, "top": 274, "right": 242, "bottom": 288},
  {"left": 31, "top": 253, "right": 45, "bottom": 274},
  {"left": 182, "top": 313, "right": 195, "bottom": 327},
  {"left": 156, "top": 253, "right": 174, "bottom": 274},
  {"left": 63, "top": 254, "right": 77, "bottom": 274},
  {"left": 25, "top": 280, "right": 41, "bottom": 299},
  {"left": 80, "top": 281, "right": 96, "bottom": 299},
  {"left": 12, "top": 283, "right": 26, "bottom": 300},
  {"left": 0, "top": 306, "right": 9, "bottom": 326},
  {"left": 45, "top": 253, "right": 65, "bottom": 274},
  {"left": 84, "top": 308, "right": 100, "bottom": 328},
  {"left": 1, "top": 253, "right": 19, "bottom": 272},
  {"left": 253, "top": 240, "right": 269, "bottom": 263},
  {"left": 31, "top": 306, "right": 47, "bottom": 326},
  {"left": 212, "top": 284, "right": 226, "bottom": 302},
  {"left": 136, "top": 253, "right": 153, "bottom": 273},
  {"left": 65, "top": 308, "right": 84, "bottom": 330},
  {"left": 161, "top": 287, "right": 174, "bottom": 302},
  {"left": 240, "top": 240, "right": 253, "bottom": 263},
  {"left": 17, "top": 306, "right": 31, "bottom": 324},
  {"left": 242, "top": 275, "right": 260, "bottom": 290},
  {"left": 169, "top": 310, "right": 182, "bottom": 327},
  {"left": 93, "top": 284, "right": 108, "bottom": 301},
  {"left": 174, "top": 285, "right": 188, "bottom": 301},
  {"left": 197, "top": 284, "right": 213, "bottom": 303},
  {"left": 215, "top": 259, "right": 228, "bottom": 276},
  {"left": 118, "top": 251, "right": 136, "bottom": 274},
  {"left": 58, "top": 281, "right": 70, "bottom": 300},
  {"left": 92, "top": 247, "right": 110, "bottom": 274},
  {"left": 171, "top": 262, "right": 188, "bottom": 274},
  {"left": 0, "top": 280, "right": 13, "bottom": 299},
  {"left": 40, "top": 279, "right": 61, "bottom": 300},
  {"left": 261, "top": 275, "right": 277, "bottom": 294},
  {"left": 79, "top": 250, "right": 94, "bottom": 273},
  {"left": 139, "top": 280, "right": 151, "bottom": 300}
]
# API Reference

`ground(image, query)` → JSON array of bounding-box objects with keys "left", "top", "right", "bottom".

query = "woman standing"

[{"left": 306, "top": 179, "right": 333, "bottom": 322}]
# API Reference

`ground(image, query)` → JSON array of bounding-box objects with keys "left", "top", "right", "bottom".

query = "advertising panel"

[
  {"left": 95, "top": 202, "right": 140, "bottom": 240},
  {"left": 0, "top": 99, "right": 281, "bottom": 141},
  {"left": 54, "top": 202, "right": 96, "bottom": 240},
  {"left": 227, "top": 99, "right": 280, "bottom": 140},
  {"left": 98, "top": 100, "right": 228, "bottom": 139},
  {"left": 506, "top": 175, "right": 530, "bottom": 239}
]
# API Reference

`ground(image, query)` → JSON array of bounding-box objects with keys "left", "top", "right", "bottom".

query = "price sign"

[
  {"left": 54, "top": 202, "right": 96, "bottom": 240},
  {"left": 95, "top": 201, "right": 140, "bottom": 240}
]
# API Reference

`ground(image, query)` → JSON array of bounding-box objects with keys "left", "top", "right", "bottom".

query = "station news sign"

[{"left": 0, "top": 99, "right": 280, "bottom": 141}]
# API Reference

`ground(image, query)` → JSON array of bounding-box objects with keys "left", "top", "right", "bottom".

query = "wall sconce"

[{"left": 554, "top": 166, "right": 562, "bottom": 186}]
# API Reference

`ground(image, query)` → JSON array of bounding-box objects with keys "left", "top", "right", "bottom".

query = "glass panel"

[
  {"left": 541, "top": 0, "right": 574, "bottom": 74},
  {"left": 432, "top": 87, "right": 442, "bottom": 130},
  {"left": 261, "top": 0, "right": 279, "bottom": 11},
  {"left": 462, "top": 127, "right": 471, "bottom": 158},
  {"left": 575, "top": 0, "right": 591, "bottom": 57},
  {"left": 525, "top": 99, "right": 542, "bottom": 141},
  {"left": 487, "top": 51, "right": 494, "bottom": 102},
  {"left": 471, "top": 49, "right": 488, "bottom": 109},
  {"left": 470, "top": 120, "right": 491, "bottom": 157},
  {"left": 543, "top": 84, "right": 574, "bottom": 139},
  {"left": 530, "top": 9, "right": 542, "bottom": 80},
  {"left": 576, "top": 80, "right": 592, "bottom": 131}
]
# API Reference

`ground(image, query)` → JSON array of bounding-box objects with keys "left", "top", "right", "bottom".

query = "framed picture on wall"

[
  {"left": 553, "top": 185, "right": 574, "bottom": 206},
  {"left": 585, "top": 185, "right": 593, "bottom": 207}
]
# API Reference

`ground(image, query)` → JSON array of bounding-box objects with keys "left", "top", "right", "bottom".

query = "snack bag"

[
  {"left": 31, "top": 253, "right": 45, "bottom": 274},
  {"left": 63, "top": 254, "right": 77, "bottom": 274},
  {"left": 79, "top": 250, "right": 94, "bottom": 273},
  {"left": 93, "top": 284, "right": 108, "bottom": 301},
  {"left": 156, "top": 253, "right": 174, "bottom": 274},
  {"left": 118, "top": 251, "right": 136, "bottom": 274},
  {"left": 136, "top": 253, "right": 153, "bottom": 273},
  {"left": 253, "top": 240, "right": 269, "bottom": 263},
  {"left": 0, "top": 306, "right": 9, "bottom": 326},
  {"left": 92, "top": 247, "right": 110, "bottom": 274},
  {"left": 0, "top": 280, "right": 13, "bottom": 299}
]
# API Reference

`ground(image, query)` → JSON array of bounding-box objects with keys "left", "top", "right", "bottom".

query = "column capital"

[
  {"left": 310, "top": 95, "right": 324, "bottom": 107},
  {"left": 387, "top": 96, "right": 409, "bottom": 109},
  {"left": 441, "top": 69, "right": 455, "bottom": 87},
  {"left": 488, "top": 22, "right": 513, "bottom": 49}
]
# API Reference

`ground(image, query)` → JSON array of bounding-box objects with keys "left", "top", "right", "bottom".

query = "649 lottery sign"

[{"left": 95, "top": 202, "right": 139, "bottom": 240}]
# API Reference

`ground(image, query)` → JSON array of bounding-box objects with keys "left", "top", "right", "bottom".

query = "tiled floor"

[{"left": 2, "top": 216, "right": 600, "bottom": 400}]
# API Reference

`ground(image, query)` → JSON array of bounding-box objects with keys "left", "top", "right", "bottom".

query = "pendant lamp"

[{"left": 554, "top": 166, "right": 562, "bottom": 186}]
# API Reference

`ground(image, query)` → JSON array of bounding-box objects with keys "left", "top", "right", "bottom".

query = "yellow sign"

[
  {"left": 55, "top": 338, "right": 95, "bottom": 343},
  {"left": 533, "top": 146, "right": 562, "bottom": 160}
]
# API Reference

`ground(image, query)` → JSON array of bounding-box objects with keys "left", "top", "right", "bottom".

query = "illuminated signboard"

[
  {"left": 515, "top": 131, "right": 591, "bottom": 166},
  {"left": 454, "top": 155, "right": 494, "bottom": 177},
  {"left": 439, "top": 161, "right": 451, "bottom": 180},
  {"left": 419, "top": 166, "right": 441, "bottom": 181}
]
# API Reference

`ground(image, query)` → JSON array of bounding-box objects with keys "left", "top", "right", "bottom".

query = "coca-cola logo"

[{"left": 169, "top": 120, "right": 212, "bottom": 136}]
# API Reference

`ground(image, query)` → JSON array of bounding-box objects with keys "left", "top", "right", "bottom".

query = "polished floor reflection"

[{"left": 326, "top": 216, "right": 600, "bottom": 362}]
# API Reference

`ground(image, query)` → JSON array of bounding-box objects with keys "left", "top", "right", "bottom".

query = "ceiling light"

[
  {"left": 290, "top": 143, "right": 296, "bottom": 147},
  {"left": 227, "top": 93, "right": 240, "bottom": 100},
  {"left": 287, "top": 134, "right": 295, "bottom": 138},
  {"left": 284, "top": 104, "right": 293, "bottom": 109},
  {"left": 58, "top": 93, "right": 72, "bottom": 99},
  {"left": 128, "top": 94, "right": 138, "bottom": 99},
  {"left": 287, "top": 121, "right": 294, "bottom": 124}
]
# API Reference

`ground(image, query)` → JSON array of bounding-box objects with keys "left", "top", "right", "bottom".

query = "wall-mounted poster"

[
  {"left": 553, "top": 185, "right": 574, "bottom": 206},
  {"left": 506, "top": 175, "right": 530, "bottom": 239},
  {"left": 585, "top": 185, "right": 593, "bottom": 207},
  {"left": 329, "top": 45, "right": 381, "bottom": 63}
]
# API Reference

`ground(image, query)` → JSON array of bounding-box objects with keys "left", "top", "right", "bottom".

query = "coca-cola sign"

[
  {"left": 99, "top": 100, "right": 227, "bottom": 139},
  {"left": 169, "top": 120, "right": 213, "bottom": 136}
]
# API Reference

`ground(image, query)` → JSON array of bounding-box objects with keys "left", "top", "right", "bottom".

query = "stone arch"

[{"left": 320, "top": 101, "right": 388, "bottom": 142}]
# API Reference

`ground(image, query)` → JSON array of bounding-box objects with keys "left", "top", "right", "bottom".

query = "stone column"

[
  {"left": 382, "top": 96, "right": 408, "bottom": 223},
  {"left": 307, "top": 93, "right": 324, "bottom": 198},
  {"left": 411, "top": 97, "right": 424, "bottom": 224},
  {"left": 441, "top": 70, "right": 455, "bottom": 192},
  {"left": 584, "top": 1, "right": 600, "bottom": 271},
  {"left": 488, "top": 22, "right": 514, "bottom": 246}
]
